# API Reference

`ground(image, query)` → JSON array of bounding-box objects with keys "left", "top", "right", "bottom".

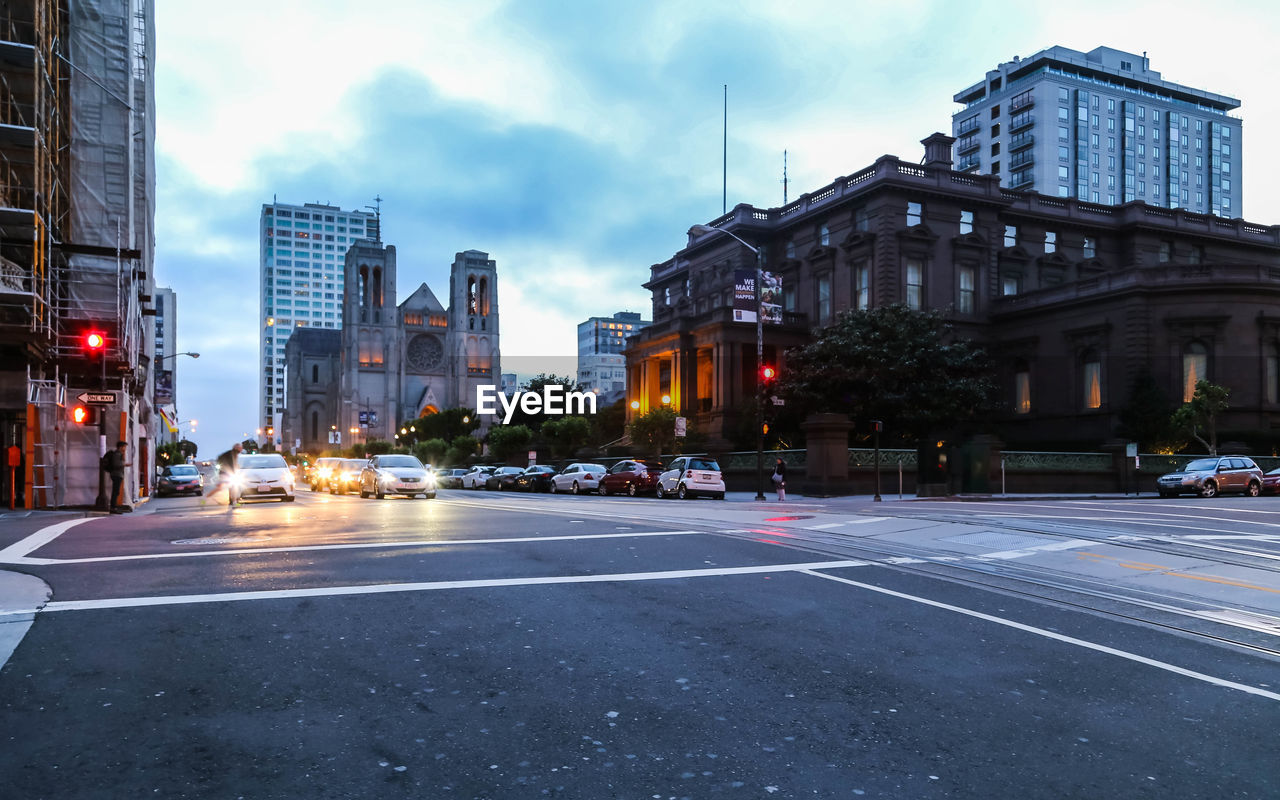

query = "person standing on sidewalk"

[
  {"left": 101, "top": 441, "right": 128, "bottom": 512},
  {"left": 771, "top": 457, "right": 786, "bottom": 501}
]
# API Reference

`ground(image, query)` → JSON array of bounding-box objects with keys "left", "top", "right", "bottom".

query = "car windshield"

[
  {"left": 378, "top": 456, "right": 423, "bottom": 469},
  {"left": 240, "top": 454, "right": 287, "bottom": 470},
  {"left": 688, "top": 459, "right": 721, "bottom": 471},
  {"left": 341, "top": 460, "right": 366, "bottom": 470},
  {"left": 527, "top": 466, "right": 554, "bottom": 473},
  {"left": 579, "top": 464, "right": 605, "bottom": 472},
  {"left": 500, "top": 467, "right": 524, "bottom": 474},
  {"left": 1183, "top": 458, "right": 1221, "bottom": 472},
  {"left": 166, "top": 466, "right": 198, "bottom": 476}
]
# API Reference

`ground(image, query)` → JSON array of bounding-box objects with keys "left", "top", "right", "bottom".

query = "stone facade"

[{"left": 626, "top": 134, "right": 1280, "bottom": 449}]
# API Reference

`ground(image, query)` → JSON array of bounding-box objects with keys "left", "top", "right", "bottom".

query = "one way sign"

[{"left": 76, "top": 391, "right": 117, "bottom": 404}]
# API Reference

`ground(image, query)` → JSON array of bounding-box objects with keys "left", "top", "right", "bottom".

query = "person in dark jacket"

[
  {"left": 102, "top": 440, "right": 128, "bottom": 512},
  {"left": 772, "top": 457, "right": 786, "bottom": 501},
  {"left": 215, "top": 443, "right": 243, "bottom": 507}
]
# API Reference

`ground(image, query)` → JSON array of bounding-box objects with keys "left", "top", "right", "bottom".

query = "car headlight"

[{"left": 229, "top": 473, "right": 245, "bottom": 488}]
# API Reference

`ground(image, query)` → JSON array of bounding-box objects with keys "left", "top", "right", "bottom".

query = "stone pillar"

[{"left": 800, "top": 413, "right": 855, "bottom": 496}]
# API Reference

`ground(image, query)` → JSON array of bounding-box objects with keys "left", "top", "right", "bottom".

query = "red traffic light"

[
  {"left": 72, "top": 405, "right": 89, "bottom": 424},
  {"left": 85, "top": 331, "right": 106, "bottom": 351},
  {"left": 761, "top": 366, "right": 776, "bottom": 380}
]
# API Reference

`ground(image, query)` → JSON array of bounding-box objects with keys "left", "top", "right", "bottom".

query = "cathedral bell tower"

[
  {"left": 339, "top": 239, "right": 401, "bottom": 443},
  {"left": 446, "top": 250, "right": 500, "bottom": 410}
]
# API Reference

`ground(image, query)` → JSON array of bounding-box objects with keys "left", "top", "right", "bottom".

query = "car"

[
  {"left": 461, "top": 465, "right": 496, "bottom": 489},
  {"left": 310, "top": 457, "right": 342, "bottom": 491},
  {"left": 360, "top": 454, "right": 436, "bottom": 499},
  {"left": 597, "top": 459, "right": 664, "bottom": 497},
  {"left": 156, "top": 464, "right": 203, "bottom": 496},
  {"left": 1263, "top": 467, "right": 1280, "bottom": 495},
  {"left": 436, "top": 468, "right": 469, "bottom": 489},
  {"left": 550, "top": 462, "right": 607, "bottom": 495},
  {"left": 1155, "top": 455, "right": 1264, "bottom": 498},
  {"left": 235, "top": 453, "right": 296, "bottom": 501},
  {"left": 330, "top": 459, "right": 368, "bottom": 495},
  {"left": 655, "top": 456, "right": 726, "bottom": 500},
  {"left": 515, "top": 465, "right": 557, "bottom": 492},
  {"left": 485, "top": 466, "right": 526, "bottom": 491}
]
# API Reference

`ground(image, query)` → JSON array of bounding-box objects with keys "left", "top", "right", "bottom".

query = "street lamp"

[
  {"left": 155, "top": 351, "right": 200, "bottom": 362},
  {"left": 688, "top": 223, "right": 768, "bottom": 501}
]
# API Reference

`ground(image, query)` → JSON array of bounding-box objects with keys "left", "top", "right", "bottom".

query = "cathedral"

[{"left": 282, "top": 244, "right": 500, "bottom": 453}]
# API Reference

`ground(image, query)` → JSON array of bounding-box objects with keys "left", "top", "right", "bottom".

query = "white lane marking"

[
  {"left": 5, "top": 530, "right": 705, "bottom": 566},
  {"left": 6, "top": 559, "right": 870, "bottom": 615},
  {"left": 0, "top": 517, "right": 96, "bottom": 563},
  {"left": 807, "top": 523, "right": 845, "bottom": 530},
  {"left": 804, "top": 570, "right": 1280, "bottom": 702},
  {"left": 933, "top": 501, "right": 1280, "bottom": 528},
  {"left": 847, "top": 517, "right": 890, "bottom": 524}
]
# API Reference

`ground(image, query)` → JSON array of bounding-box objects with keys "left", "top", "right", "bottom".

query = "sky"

[{"left": 156, "top": 0, "right": 1280, "bottom": 457}]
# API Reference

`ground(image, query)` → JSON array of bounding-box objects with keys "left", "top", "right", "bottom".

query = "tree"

[
  {"left": 487, "top": 424, "right": 533, "bottom": 463},
  {"left": 780, "top": 304, "right": 996, "bottom": 441},
  {"left": 445, "top": 435, "right": 480, "bottom": 466},
  {"left": 402, "top": 408, "right": 478, "bottom": 444},
  {"left": 629, "top": 408, "right": 678, "bottom": 457},
  {"left": 414, "top": 438, "right": 449, "bottom": 465},
  {"left": 1170, "top": 380, "right": 1230, "bottom": 454},
  {"left": 591, "top": 399, "right": 627, "bottom": 446},
  {"left": 505, "top": 374, "right": 588, "bottom": 431},
  {"left": 542, "top": 416, "right": 593, "bottom": 459}
]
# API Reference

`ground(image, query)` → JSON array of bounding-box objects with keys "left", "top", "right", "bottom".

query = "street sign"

[
  {"left": 76, "top": 391, "right": 117, "bottom": 405},
  {"left": 771, "top": 396, "right": 785, "bottom": 406}
]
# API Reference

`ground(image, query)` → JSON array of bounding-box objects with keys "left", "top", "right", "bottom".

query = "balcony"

[
  {"left": 1010, "top": 90, "right": 1035, "bottom": 112},
  {"left": 956, "top": 154, "right": 981, "bottom": 172},
  {"left": 955, "top": 136, "right": 980, "bottom": 155},
  {"left": 1010, "top": 112, "right": 1034, "bottom": 133},
  {"left": 1009, "top": 172, "right": 1035, "bottom": 190},
  {"left": 1009, "top": 133, "right": 1034, "bottom": 152},
  {"left": 1009, "top": 151, "right": 1035, "bottom": 170},
  {"left": 956, "top": 117, "right": 980, "bottom": 136}
]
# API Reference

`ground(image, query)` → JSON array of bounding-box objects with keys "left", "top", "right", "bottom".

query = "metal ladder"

[{"left": 26, "top": 364, "right": 66, "bottom": 508}]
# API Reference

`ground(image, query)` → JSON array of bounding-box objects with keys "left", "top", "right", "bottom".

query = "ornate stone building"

[
  {"left": 627, "top": 134, "right": 1280, "bottom": 449},
  {"left": 282, "top": 246, "right": 500, "bottom": 452}
]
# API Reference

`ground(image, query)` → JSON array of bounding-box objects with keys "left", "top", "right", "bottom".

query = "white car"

[
  {"left": 360, "top": 454, "right": 436, "bottom": 499},
  {"left": 655, "top": 456, "right": 725, "bottom": 500},
  {"left": 235, "top": 453, "right": 296, "bottom": 502},
  {"left": 550, "top": 462, "right": 607, "bottom": 494},
  {"left": 461, "top": 466, "right": 496, "bottom": 489}
]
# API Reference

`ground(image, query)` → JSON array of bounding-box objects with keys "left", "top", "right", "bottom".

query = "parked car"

[
  {"left": 310, "top": 457, "right": 342, "bottom": 491},
  {"left": 236, "top": 453, "right": 296, "bottom": 502},
  {"left": 597, "top": 460, "right": 664, "bottom": 496},
  {"left": 1263, "top": 467, "right": 1280, "bottom": 495},
  {"left": 1155, "top": 455, "right": 1263, "bottom": 498},
  {"left": 156, "top": 464, "right": 203, "bottom": 497},
  {"left": 462, "top": 466, "right": 497, "bottom": 489},
  {"left": 360, "top": 454, "right": 436, "bottom": 499},
  {"left": 515, "top": 465, "right": 557, "bottom": 492},
  {"left": 655, "top": 456, "right": 726, "bottom": 500},
  {"left": 485, "top": 466, "right": 526, "bottom": 491},
  {"left": 330, "top": 459, "right": 368, "bottom": 495},
  {"left": 436, "top": 468, "right": 469, "bottom": 489},
  {"left": 550, "top": 463, "right": 607, "bottom": 494}
]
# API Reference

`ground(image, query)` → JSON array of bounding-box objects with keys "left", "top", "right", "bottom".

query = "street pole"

[
  {"left": 755, "top": 249, "right": 765, "bottom": 501},
  {"left": 872, "top": 421, "right": 882, "bottom": 502}
]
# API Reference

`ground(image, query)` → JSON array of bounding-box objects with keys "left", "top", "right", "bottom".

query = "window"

[
  {"left": 958, "top": 265, "right": 975, "bottom": 314},
  {"left": 819, "top": 225, "right": 830, "bottom": 246},
  {"left": 1014, "top": 363, "right": 1031, "bottom": 414},
  {"left": 1268, "top": 346, "right": 1280, "bottom": 405},
  {"left": 854, "top": 208, "right": 869, "bottom": 232},
  {"left": 959, "top": 210, "right": 974, "bottom": 235},
  {"left": 1158, "top": 241, "right": 1172, "bottom": 263},
  {"left": 906, "top": 202, "right": 922, "bottom": 226},
  {"left": 854, "top": 261, "right": 870, "bottom": 311},
  {"left": 1004, "top": 225, "right": 1017, "bottom": 248},
  {"left": 1189, "top": 245, "right": 1204, "bottom": 264},
  {"left": 311, "top": 365, "right": 319, "bottom": 383},
  {"left": 905, "top": 259, "right": 923, "bottom": 310},
  {"left": 785, "top": 240, "right": 795, "bottom": 259},
  {"left": 1082, "top": 350, "right": 1102, "bottom": 409},
  {"left": 1001, "top": 275, "right": 1019, "bottom": 296},
  {"left": 1083, "top": 237, "right": 1096, "bottom": 258},
  {"left": 1045, "top": 231, "right": 1057, "bottom": 254},
  {"left": 816, "top": 274, "right": 832, "bottom": 325},
  {"left": 1183, "top": 342, "right": 1208, "bottom": 402},
  {"left": 1058, "top": 166, "right": 1069, "bottom": 180}
]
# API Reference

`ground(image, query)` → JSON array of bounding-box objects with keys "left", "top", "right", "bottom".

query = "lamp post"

[{"left": 688, "top": 223, "right": 767, "bottom": 501}]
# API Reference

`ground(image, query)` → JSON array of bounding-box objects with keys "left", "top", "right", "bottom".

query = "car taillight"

[{"left": 584, "top": 473, "right": 594, "bottom": 480}]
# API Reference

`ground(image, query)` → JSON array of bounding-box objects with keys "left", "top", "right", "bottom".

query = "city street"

[{"left": 0, "top": 489, "right": 1277, "bottom": 798}]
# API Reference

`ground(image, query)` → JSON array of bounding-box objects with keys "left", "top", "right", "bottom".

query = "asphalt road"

[{"left": 0, "top": 489, "right": 1276, "bottom": 798}]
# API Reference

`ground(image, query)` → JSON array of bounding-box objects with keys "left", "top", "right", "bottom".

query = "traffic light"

[
  {"left": 762, "top": 422, "right": 770, "bottom": 436},
  {"left": 761, "top": 365, "right": 776, "bottom": 382},
  {"left": 84, "top": 330, "right": 106, "bottom": 354},
  {"left": 72, "top": 405, "right": 89, "bottom": 425}
]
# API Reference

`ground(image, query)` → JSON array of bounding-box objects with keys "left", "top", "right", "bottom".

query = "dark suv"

[{"left": 1156, "top": 456, "right": 1264, "bottom": 498}]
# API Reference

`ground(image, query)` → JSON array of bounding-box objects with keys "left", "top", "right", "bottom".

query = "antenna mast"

[{"left": 781, "top": 150, "right": 788, "bottom": 204}]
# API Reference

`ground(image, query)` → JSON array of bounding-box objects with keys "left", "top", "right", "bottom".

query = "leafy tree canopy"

[
  {"left": 505, "top": 374, "right": 591, "bottom": 430},
  {"left": 487, "top": 424, "right": 534, "bottom": 463},
  {"left": 1170, "top": 380, "right": 1230, "bottom": 455},
  {"left": 629, "top": 408, "right": 678, "bottom": 457},
  {"left": 780, "top": 304, "right": 996, "bottom": 439}
]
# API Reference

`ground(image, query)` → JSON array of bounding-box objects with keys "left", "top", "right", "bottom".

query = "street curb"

[{"left": 0, "top": 570, "right": 52, "bottom": 671}]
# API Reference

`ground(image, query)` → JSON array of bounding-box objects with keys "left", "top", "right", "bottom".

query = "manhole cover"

[
  {"left": 172, "top": 537, "right": 272, "bottom": 545},
  {"left": 940, "top": 531, "right": 1054, "bottom": 550}
]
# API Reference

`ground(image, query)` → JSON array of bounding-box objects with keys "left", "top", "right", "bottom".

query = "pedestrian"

[
  {"left": 102, "top": 440, "right": 128, "bottom": 512},
  {"left": 771, "top": 457, "right": 786, "bottom": 501},
  {"left": 215, "top": 442, "right": 244, "bottom": 507}
]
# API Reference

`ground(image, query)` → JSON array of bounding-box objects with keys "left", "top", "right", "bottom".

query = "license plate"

[{"left": 257, "top": 485, "right": 273, "bottom": 493}]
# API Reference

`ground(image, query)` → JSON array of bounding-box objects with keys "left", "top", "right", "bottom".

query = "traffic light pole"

[
  {"left": 755, "top": 251, "right": 766, "bottom": 502},
  {"left": 94, "top": 343, "right": 109, "bottom": 510}
]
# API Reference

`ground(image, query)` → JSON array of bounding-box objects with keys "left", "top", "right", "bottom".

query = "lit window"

[
  {"left": 1082, "top": 350, "right": 1102, "bottom": 409},
  {"left": 1182, "top": 342, "right": 1207, "bottom": 402}
]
